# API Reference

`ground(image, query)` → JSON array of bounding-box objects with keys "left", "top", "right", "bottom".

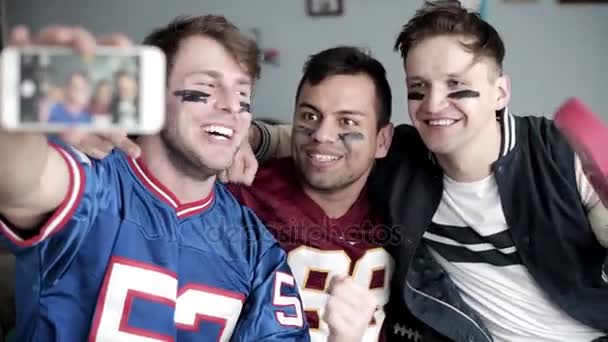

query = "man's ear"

[
  {"left": 375, "top": 123, "right": 394, "bottom": 159},
  {"left": 495, "top": 73, "right": 511, "bottom": 112}
]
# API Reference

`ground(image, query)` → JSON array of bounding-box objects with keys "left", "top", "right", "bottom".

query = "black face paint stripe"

[
  {"left": 239, "top": 102, "right": 251, "bottom": 113},
  {"left": 339, "top": 131, "right": 365, "bottom": 154},
  {"left": 338, "top": 132, "right": 365, "bottom": 141},
  {"left": 174, "top": 90, "right": 251, "bottom": 113},
  {"left": 173, "top": 90, "right": 210, "bottom": 103},
  {"left": 295, "top": 126, "right": 365, "bottom": 147},
  {"left": 408, "top": 92, "right": 425, "bottom": 101},
  {"left": 408, "top": 90, "right": 480, "bottom": 101},
  {"left": 447, "top": 90, "right": 480, "bottom": 99}
]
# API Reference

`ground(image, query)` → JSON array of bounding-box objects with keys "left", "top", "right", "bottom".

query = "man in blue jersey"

[
  {"left": 0, "top": 16, "right": 309, "bottom": 342},
  {"left": 46, "top": 70, "right": 93, "bottom": 124}
]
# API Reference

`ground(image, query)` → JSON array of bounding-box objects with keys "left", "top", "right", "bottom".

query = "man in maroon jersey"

[
  {"left": 228, "top": 46, "right": 394, "bottom": 341},
  {"left": 227, "top": 46, "right": 440, "bottom": 342}
]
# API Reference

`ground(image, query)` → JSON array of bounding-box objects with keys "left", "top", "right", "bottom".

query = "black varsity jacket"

[{"left": 372, "top": 113, "right": 608, "bottom": 342}]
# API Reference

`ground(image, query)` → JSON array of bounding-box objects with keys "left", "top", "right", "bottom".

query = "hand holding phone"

[{"left": 1, "top": 26, "right": 165, "bottom": 135}]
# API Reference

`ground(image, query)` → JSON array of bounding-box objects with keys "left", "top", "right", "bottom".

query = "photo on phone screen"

[{"left": 18, "top": 50, "right": 141, "bottom": 127}]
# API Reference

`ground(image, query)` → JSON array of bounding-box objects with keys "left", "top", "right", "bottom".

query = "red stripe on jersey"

[{"left": 127, "top": 157, "right": 215, "bottom": 219}]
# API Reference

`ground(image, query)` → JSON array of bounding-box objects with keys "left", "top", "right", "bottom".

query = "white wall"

[{"left": 7, "top": 0, "right": 608, "bottom": 123}]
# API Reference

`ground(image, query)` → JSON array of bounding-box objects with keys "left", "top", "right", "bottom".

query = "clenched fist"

[{"left": 324, "top": 275, "right": 378, "bottom": 342}]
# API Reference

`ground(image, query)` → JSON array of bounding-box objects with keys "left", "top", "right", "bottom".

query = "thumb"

[
  {"left": 242, "top": 154, "right": 258, "bottom": 186},
  {"left": 327, "top": 274, "right": 348, "bottom": 294}
]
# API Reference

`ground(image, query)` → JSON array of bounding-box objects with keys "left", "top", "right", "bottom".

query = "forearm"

[{"left": 250, "top": 121, "right": 293, "bottom": 163}]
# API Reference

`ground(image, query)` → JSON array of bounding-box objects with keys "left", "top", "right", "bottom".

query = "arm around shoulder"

[{"left": 250, "top": 120, "right": 293, "bottom": 163}]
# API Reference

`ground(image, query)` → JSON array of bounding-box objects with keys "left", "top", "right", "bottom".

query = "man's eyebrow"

[
  {"left": 185, "top": 70, "right": 252, "bottom": 86},
  {"left": 184, "top": 70, "right": 218, "bottom": 78},
  {"left": 406, "top": 76, "right": 425, "bottom": 83},
  {"left": 298, "top": 103, "right": 367, "bottom": 117},
  {"left": 446, "top": 71, "right": 469, "bottom": 79},
  {"left": 236, "top": 77, "right": 252, "bottom": 86},
  {"left": 335, "top": 110, "right": 365, "bottom": 116},
  {"left": 298, "top": 102, "right": 321, "bottom": 113}
]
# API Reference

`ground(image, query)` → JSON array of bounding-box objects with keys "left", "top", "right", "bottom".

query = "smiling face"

[
  {"left": 65, "top": 72, "right": 91, "bottom": 109},
  {"left": 405, "top": 34, "right": 510, "bottom": 157},
  {"left": 161, "top": 35, "right": 253, "bottom": 179},
  {"left": 292, "top": 73, "right": 392, "bottom": 193}
]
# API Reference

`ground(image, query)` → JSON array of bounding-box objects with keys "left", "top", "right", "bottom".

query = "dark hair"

[
  {"left": 143, "top": 15, "right": 261, "bottom": 81},
  {"left": 394, "top": 0, "right": 505, "bottom": 73},
  {"left": 295, "top": 46, "right": 392, "bottom": 129}
]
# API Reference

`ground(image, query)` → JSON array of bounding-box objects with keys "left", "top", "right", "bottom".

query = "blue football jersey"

[{"left": 0, "top": 142, "right": 309, "bottom": 342}]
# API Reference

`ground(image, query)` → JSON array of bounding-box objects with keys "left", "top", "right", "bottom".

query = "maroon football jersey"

[{"left": 229, "top": 158, "right": 394, "bottom": 341}]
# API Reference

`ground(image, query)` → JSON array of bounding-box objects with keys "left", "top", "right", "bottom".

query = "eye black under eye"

[
  {"left": 239, "top": 102, "right": 251, "bottom": 113},
  {"left": 173, "top": 90, "right": 210, "bottom": 102},
  {"left": 447, "top": 90, "right": 480, "bottom": 99},
  {"left": 408, "top": 92, "right": 425, "bottom": 100}
]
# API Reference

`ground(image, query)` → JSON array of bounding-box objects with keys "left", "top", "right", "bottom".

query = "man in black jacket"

[{"left": 371, "top": 1, "right": 608, "bottom": 341}]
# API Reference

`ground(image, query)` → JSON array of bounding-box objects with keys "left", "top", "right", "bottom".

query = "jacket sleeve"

[{"left": 252, "top": 121, "right": 293, "bottom": 164}]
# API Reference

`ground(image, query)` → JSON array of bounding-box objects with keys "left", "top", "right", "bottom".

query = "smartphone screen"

[
  {"left": 1, "top": 46, "right": 165, "bottom": 133},
  {"left": 18, "top": 50, "right": 142, "bottom": 128}
]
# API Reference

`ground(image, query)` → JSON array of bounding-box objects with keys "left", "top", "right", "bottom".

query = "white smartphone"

[{"left": 0, "top": 46, "right": 166, "bottom": 134}]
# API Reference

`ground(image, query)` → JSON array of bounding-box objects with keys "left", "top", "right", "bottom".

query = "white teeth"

[
  {"left": 203, "top": 125, "right": 234, "bottom": 138},
  {"left": 428, "top": 119, "right": 455, "bottom": 126},
  {"left": 310, "top": 154, "right": 340, "bottom": 162}
]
